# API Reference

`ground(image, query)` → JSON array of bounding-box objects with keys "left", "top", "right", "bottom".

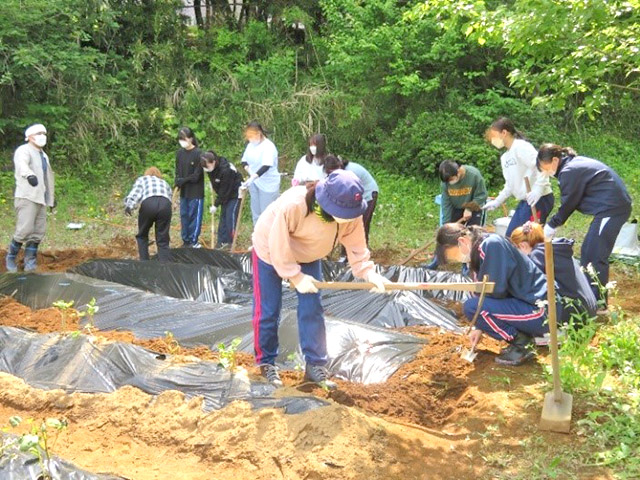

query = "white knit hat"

[{"left": 24, "top": 124, "right": 47, "bottom": 141}]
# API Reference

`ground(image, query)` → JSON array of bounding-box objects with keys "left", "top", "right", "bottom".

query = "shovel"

[
  {"left": 539, "top": 238, "right": 573, "bottom": 433},
  {"left": 231, "top": 190, "right": 247, "bottom": 253},
  {"left": 460, "top": 274, "right": 490, "bottom": 362},
  {"left": 524, "top": 176, "right": 539, "bottom": 223},
  {"left": 210, "top": 186, "right": 217, "bottom": 249}
]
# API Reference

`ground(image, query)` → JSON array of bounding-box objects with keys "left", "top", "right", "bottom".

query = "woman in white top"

[
  {"left": 483, "top": 117, "right": 554, "bottom": 237},
  {"left": 240, "top": 121, "right": 281, "bottom": 224},
  {"left": 292, "top": 134, "right": 327, "bottom": 186}
]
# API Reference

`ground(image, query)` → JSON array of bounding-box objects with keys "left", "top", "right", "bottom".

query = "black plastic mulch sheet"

[
  {"left": 0, "top": 273, "right": 425, "bottom": 384},
  {"left": 72, "top": 260, "right": 252, "bottom": 305},
  {"left": 0, "top": 434, "right": 125, "bottom": 480},
  {"left": 72, "top": 259, "right": 461, "bottom": 331},
  {"left": 0, "top": 326, "right": 326, "bottom": 414}
]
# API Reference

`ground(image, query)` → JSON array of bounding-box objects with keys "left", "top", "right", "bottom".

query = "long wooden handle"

[
  {"left": 525, "top": 177, "right": 539, "bottom": 222},
  {"left": 231, "top": 194, "right": 246, "bottom": 253},
  {"left": 544, "top": 238, "right": 562, "bottom": 402},
  {"left": 468, "top": 275, "right": 490, "bottom": 328},
  {"left": 311, "top": 280, "right": 495, "bottom": 294},
  {"left": 211, "top": 187, "right": 216, "bottom": 248},
  {"left": 400, "top": 239, "right": 435, "bottom": 266}
]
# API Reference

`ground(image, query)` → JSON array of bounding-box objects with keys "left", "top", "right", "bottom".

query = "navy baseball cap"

[{"left": 316, "top": 170, "right": 367, "bottom": 219}]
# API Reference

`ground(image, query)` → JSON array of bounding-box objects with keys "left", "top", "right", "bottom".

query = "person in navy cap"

[{"left": 251, "top": 170, "right": 390, "bottom": 389}]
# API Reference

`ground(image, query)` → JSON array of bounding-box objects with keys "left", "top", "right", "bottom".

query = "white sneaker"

[
  {"left": 535, "top": 330, "right": 566, "bottom": 346},
  {"left": 192, "top": 242, "right": 202, "bottom": 249}
]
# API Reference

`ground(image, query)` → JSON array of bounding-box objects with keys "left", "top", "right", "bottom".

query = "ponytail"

[
  {"left": 537, "top": 143, "right": 577, "bottom": 170},
  {"left": 490, "top": 117, "right": 527, "bottom": 140},
  {"left": 435, "top": 223, "right": 488, "bottom": 272}
]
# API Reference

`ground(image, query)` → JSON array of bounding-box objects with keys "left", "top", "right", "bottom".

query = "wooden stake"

[{"left": 525, "top": 177, "right": 539, "bottom": 222}]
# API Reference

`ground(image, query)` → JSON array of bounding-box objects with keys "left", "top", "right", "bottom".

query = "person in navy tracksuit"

[
  {"left": 510, "top": 222, "right": 597, "bottom": 325},
  {"left": 436, "top": 223, "right": 548, "bottom": 365},
  {"left": 537, "top": 144, "right": 632, "bottom": 306}
]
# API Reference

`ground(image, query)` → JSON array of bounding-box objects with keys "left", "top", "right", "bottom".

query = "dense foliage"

[{"left": 1, "top": 0, "right": 638, "bottom": 185}]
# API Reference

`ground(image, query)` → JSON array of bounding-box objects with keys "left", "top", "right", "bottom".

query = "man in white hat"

[{"left": 5, "top": 123, "right": 55, "bottom": 272}]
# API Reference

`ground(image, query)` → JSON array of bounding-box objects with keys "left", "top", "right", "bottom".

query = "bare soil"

[{"left": 0, "top": 243, "right": 618, "bottom": 479}]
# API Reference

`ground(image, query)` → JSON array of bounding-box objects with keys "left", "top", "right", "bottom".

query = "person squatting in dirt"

[
  {"left": 124, "top": 167, "right": 173, "bottom": 262},
  {"left": 510, "top": 222, "right": 597, "bottom": 326},
  {"left": 202, "top": 150, "right": 242, "bottom": 248},
  {"left": 174, "top": 126, "right": 204, "bottom": 248},
  {"left": 5, "top": 123, "right": 55, "bottom": 273},
  {"left": 436, "top": 223, "right": 549, "bottom": 366},
  {"left": 240, "top": 121, "right": 281, "bottom": 224},
  {"left": 483, "top": 117, "right": 554, "bottom": 237},
  {"left": 251, "top": 170, "right": 390, "bottom": 389},
  {"left": 291, "top": 133, "right": 328, "bottom": 186},
  {"left": 536, "top": 144, "right": 632, "bottom": 307}
]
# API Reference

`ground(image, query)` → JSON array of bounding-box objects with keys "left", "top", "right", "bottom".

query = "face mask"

[
  {"left": 459, "top": 241, "right": 471, "bottom": 263},
  {"left": 250, "top": 140, "right": 260, "bottom": 146},
  {"left": 333, "top": 216, "right": 353, "bottom": 224},
  {"left": 309, "top": 145, "right": 317, "bottom": 155},
  {"left": 204, "top": 165, "right": 214, "bottom": 172},
  {"left": 33, "top": 134, "right": 47, "bottom": 147},
  {"left": 179, "top": 140, "right": 190, "bottom": 149},
  {"left": 448, "top": 176, "right": 458, "bottom": 185},
  {"left": 491, "top": 137, "right": 504, "bottom": 149}
]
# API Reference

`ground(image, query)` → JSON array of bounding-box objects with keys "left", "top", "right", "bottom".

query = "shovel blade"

[
  {"left": 460, "top": 348, "right": 477, "bottom": 363},
  {"left": 539, "top": 390, "right": 573, "bottom": 433}
]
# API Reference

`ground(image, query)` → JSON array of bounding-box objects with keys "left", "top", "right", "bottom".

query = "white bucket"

[{"left": 493, "top": 217, "right": 512, "bottom": 237}]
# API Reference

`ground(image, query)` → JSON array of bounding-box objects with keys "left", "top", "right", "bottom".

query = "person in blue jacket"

[
  {"left": 436, "top": 223, "right": 548, "bottom": 365},
  {"left": 537, "top": 144, "right": 632, "bottom": 305},
  {"left": 511, "top": 222, "right": 597, "bottom": 325}
]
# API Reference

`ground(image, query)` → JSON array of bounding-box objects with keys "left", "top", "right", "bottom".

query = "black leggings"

[{"left": 137, "top": 196, "right": 172, "bottom": 261}]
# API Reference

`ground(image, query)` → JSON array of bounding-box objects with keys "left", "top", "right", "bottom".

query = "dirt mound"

[
  {"left": 0, "top": 372, "right": 477, "bottom": 480},
  {"left": 0, "top": 235, "right": 137, "bottom": 274}
]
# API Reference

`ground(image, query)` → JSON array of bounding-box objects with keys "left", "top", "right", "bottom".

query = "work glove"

[
  {"left": 209, "top": 205, "right": 217, "bottom": 214},
  {"left": 526, "top": 190, "right": 541, "bottom": 207},
  {"left": 543, "top": 224, "right": 556, "bottom": 239},
  {"left": 27, "top": 175, "right": 38, "bottom": 187},
  {"left": 468, "top": 329, "right": 483, "bottom": 349},
  {"left": 292, "top": 274, "right": 318, "bottom": 294},
  {"left": 124, "top": 206, "right": 133, "bottom": 217},
  {"left": 482, "top": 199, "right": 500, "bottom": 211},
  {"left": 462, "top": 208, "right": 472, "bottom": 221},
  {"left": 174, "top": 178, "right": 185, "bottom": 188},
  {"left": 242, "top": 173, "right": 259, "bottom": 190},
  {"left": 242, "top": 163, "right": 250, "bottom": 173},
  {"left": 366, "top": 270, "right": 391, "bottom": 294},
  {"left": 238, "top": 186, "right": 247, "bottom": 199}
]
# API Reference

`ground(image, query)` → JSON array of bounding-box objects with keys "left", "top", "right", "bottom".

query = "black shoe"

[
  {"left": 304, "top": 364, "right": 337, "bottom": 390},
  {"left": 180, "top": 242, "right": 190, "bottom": 248},
  {"left": 260, "top": 364, "right": 283, "bottom": 387},
  {"left": 495, "top": 333, "right": 535, "bottom": 366}
]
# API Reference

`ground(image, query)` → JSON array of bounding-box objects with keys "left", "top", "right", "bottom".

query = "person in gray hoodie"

[{"left": 5, "top": 123, "right": 55, "bottom": 272}]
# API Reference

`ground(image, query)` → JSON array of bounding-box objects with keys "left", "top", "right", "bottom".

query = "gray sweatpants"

[
  {"left": 13, "top": 197, "right": 47, "bottom": 244},
  {"left": 249, "top": 184, "right": 279, "bottom": 224}
]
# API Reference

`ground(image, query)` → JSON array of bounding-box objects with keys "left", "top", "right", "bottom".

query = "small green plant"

[
  {"left": 52, "top": 300, "right": 75, "bottom": 330},
  {"left": 1, "top": 416, "right": 69, "bottom": 479},
  {"left": 286, "top": 353, "right": 304, "bottom": 372},
  {"left": 82, "top": 298, "right": 99, "bottom": 334},
  {"left": 163, "top": 331, "right": 181, "bottom": 355},
  {"left": 217, "top": 338, "right": 242, "bottom": 372}
]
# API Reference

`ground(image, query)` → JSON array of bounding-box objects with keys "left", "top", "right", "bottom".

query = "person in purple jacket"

[
  {"left": 537, "top": 144, "right": 632, "bottom": 306},
  {"left": 436, "top": 223, "right": 549, "bottom": 366}
]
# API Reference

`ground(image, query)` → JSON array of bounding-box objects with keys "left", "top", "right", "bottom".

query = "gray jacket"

[{"left": 13, "top": 143, "right": 55, "bottom": 207}]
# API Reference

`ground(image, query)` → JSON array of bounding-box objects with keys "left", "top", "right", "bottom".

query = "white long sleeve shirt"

[
  {"left": 292, "top": 155, "right": 325, "bottom": 184},
  {"left": 494, "top": 139, "right": 551, "bottom": 205}
]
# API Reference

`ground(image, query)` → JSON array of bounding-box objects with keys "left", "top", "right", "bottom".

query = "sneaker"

[
  {"left": 304, "top": 364, "right": 337, "bottom": 390},
  {"left": 534, "top": 329, "right": 566, "bottom": 346},
  {"left": 260, "top": 364, "right": 283, "bottom": 387},
  {"left": 495, "top": 332, "right": 536, "bottom": 366},
  {"left": 192, "top": 242, "right": 202, "bottom": 249}
]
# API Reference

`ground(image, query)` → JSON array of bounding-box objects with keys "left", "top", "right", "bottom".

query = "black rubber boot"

[
  {"left": 5, "top": 240, "right": 22, "bottom": 272},
  {"left": 23, "top": 242, "right": 38, "bottom": 272},
  {"left": 495, "top": 332, "right": 536, "bottom": 366}
]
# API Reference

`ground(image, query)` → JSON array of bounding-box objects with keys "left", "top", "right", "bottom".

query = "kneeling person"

[{"left": 436, "top": 223, "right": 548, "bottom": 366}]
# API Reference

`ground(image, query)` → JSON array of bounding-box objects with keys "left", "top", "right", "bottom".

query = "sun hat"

[
  {"left": 316, "top": 170, "right": 367, "bottom": 219},
  {"left": 24, "top": 124, "right": 46, "bottom": 141}
]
